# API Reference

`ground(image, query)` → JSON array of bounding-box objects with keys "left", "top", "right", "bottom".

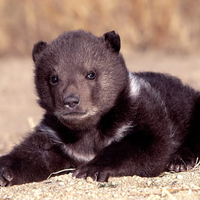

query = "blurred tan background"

[
  {"left": 1, "top": 0, "right": 200, "bottom": 155},
  {"left": 0, "top": 0, "right": 200, "bottom": 56}
]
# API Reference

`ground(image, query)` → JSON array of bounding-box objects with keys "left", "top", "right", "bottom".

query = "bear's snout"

[{"left": 63, "top": 94, "right": 80, "bottom": 109}]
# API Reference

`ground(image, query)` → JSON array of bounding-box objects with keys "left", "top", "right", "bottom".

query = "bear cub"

[{"left": 0, "top": 30, "right": 200, "bottom": 186}]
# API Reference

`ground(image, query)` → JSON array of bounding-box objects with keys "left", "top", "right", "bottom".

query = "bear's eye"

[
  {"left": 50, "top": 75, "right": 59, "bottom": 84},
  {"left": 86, "top": 71, "right": 96, "bottom": 80}
]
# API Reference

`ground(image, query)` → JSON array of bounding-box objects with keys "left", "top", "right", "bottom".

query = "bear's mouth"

[{"left": 63, "top": 112, "right": 87, "bottom": 117}]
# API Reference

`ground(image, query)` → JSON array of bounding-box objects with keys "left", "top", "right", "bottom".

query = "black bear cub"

[{"left": 0, "top": 30, "right": 200, "bottom": 186}]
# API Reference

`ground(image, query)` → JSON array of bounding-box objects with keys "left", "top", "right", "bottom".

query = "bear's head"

[{"left": 32, "top": 30, "right": 128, "bottom": 130}]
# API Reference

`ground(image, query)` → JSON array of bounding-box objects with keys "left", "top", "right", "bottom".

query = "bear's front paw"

[
  {"left": 73, "top": 164, "right": 111, "bottom": 182},
  {"left": 0, "top": 166, "right": 13, "bottom": 186},
  {"left": 167, "top": 149, "right": 196, "bottom": 173},
  {"left": 167, "top": 157, "right": 195, "bottom": 172}
]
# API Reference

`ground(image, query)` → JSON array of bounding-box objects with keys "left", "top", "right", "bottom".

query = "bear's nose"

[{"left": 63, "top": 95, "right": 80, "bottom": 108}]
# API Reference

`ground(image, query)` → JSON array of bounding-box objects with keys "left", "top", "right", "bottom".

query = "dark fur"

[{"left": 0, "top": 30, "right": 200, "bottom": 186}]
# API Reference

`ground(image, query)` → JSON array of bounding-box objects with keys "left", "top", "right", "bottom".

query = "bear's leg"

[
  {"left": 167, "top": 132, "right": 200, "bottom": 172},
  {"left": 168, "top": 100, "right": 200, "bottom": 172},
  {"left": 73, "top": 131, "right": 171, "bottom": 182},
  {"left": 0, "top": 132, "right": 71, "bottom": 186}
]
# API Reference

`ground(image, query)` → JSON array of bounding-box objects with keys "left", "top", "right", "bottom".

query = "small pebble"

[
  {"left": 59, "top": 182, "right": 65, "bottom": 186},
  {"left": 177, "top": 174, "right": 183, "bottom": 179}
]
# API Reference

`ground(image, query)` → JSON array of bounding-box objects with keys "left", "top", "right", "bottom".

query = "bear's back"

[{"left": 131, "top": 72, "right": 200, "bottom": 137}]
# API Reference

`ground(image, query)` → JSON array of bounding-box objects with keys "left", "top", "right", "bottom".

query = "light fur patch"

[
  {"left": 40, "top": 122, "right": 133, "bottom": 162},
  {"left": 129, "top": 73, "right": 141, "bottom": 97},
  {"left": 107, "top": 122, "right": 133, "bottom": 145},
  {"left": 129, "top": 72, "right": 151, "bottom": 97},
  {"left": 62, "top": 146, "right": 95, "bottom": 162}
]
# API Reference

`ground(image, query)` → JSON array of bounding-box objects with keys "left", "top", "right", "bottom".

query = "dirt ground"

[{"left": 1, "top": 52, "right": 200, "bottom": 199}]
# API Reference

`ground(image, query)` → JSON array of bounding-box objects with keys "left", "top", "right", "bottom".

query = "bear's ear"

[
  {"left": 103, "top": 31, "right": 121, "bottom": 52},
  {"left": 32, "top": 41, "right": 47, "bottom": 62}
]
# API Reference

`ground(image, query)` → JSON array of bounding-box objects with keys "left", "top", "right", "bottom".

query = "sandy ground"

[{"left": 1, "top": 52, "right": 200, "bottom": 199}]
